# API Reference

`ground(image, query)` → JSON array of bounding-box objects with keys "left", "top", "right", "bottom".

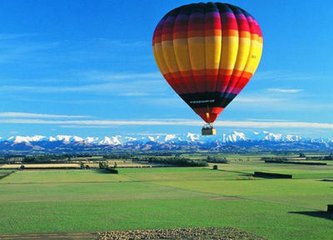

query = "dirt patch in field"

[
  {"left": 0, "top": 227, "right": 265, "bottom": 240},
  {"left": 97, "top": 227, "right": 265, "bottom": 240},
  {"left": 0, "top": 232, "right": 97, "bottom": 239}
]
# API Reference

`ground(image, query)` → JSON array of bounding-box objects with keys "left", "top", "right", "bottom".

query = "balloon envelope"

[{"left": 152, "top": 3, "right": 263, "bottom": 123}]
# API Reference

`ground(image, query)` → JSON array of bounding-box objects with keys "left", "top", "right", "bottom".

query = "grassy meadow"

[{"left": 0, "top": 161, "right": 332, "bottom": 239}]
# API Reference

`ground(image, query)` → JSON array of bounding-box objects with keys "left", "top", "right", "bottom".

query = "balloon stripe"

[
  {"left": 173, "top": 9, "right": 194, "bottom": 93},
  {"left": 235, "top": 10, "right": 263, "bottom": 94},
  {"left": 155, "top": 32, "right": 259, "bottom": 45},
  {"left": 171, "top": 11, "right": 191, "bottom": 94},
  {"left": 205, "top": 2, "right": 221, "bottom": 93},
  {"left": 222, "top": 5, "right": 251, "bottom": 104},
  {"left": 160, "top": 16, "right": 184, "bottom": 93},
  {"left": 187, "top": 5, "right": 205, "bottom": 93}
]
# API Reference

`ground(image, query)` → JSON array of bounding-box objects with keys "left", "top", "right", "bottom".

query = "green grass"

[{"left": 0, "top": 162, "right": 332, "bottom": 240}]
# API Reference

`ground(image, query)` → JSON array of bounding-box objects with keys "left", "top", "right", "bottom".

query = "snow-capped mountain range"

[
  {"left": 0, "top": 131, "right": 332, "bottom": 153},
  {"left": 1, "top": 131, "right": 307, "bottom": 145}
]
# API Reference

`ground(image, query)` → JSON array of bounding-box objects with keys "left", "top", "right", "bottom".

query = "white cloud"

[
  {"left": 254, "top": 70, "right": 325, "bottom": 82},
  {"left": 0, "top": 112, "right": 89, "bottom": 119},
  {"left": 82, "top": 71, "right": 161, "bottom": 82},
  {"left": 0, "top": 71, "right": 167, "bottom": 96},
  {"left": 233, "top": 92, "right": 333, "bottom": 112},
  {"left": 234, "top": 96, "right": 285, "bottom": 104},
  {"left": 1, "top": 117, "right": 333, "bottom": 130},
  {"left": 0, "top": 33, "right": 37, "bottom": 40},
  {"left": 215, "top": 121, "right": 333, "bottom": 129},
  {"left": 267, "top": 88, "right": 302, "bottom": 94},
  {"left": 246, "top": 118, "right": 292, "bottom": 122},
  {"left": 0, "top": 41, "right": 60, "bottom": 64}
]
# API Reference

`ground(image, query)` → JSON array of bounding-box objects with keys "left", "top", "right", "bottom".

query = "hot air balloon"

[{"left": 152, "top": 2, "right": 263, "bottom": 135}]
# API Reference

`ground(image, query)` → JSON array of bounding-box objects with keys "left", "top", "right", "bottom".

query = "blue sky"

[{"left": 0, "top": 0, "right": 333, "bottom": 138}]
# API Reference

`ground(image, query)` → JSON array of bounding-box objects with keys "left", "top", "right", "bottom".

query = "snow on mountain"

[
  {"left": 164, "top": 134, "right": 177, "bottom": 142},
  {"left": 49, "top": 136, "right": 57, "bottom": 142},
  {"left": 263, "top": 132, "right": 282, "bottom": 141},
  {"left": 7, "top": 135, "right": 46, "bottom": 144},
  {"left": 30, "top": 135, "right": 46, "bottom": 142},
  {"left": 223, "top": 131, "right": 247, "bottom": 142},
  {"left": 1, "top": 131, "right": 330, "bottom": 152},
  {"left": 285, "top": 134, "right": 302, "bottom": 141},
  {"left": 186, "top": 132, "right": 200, "bottom": 142},
  {"left": 99, "top": 136, "right": 121, "bottom": 145},
  {"left": 7, "top": 136, "right": 28, "bottom": 144},
  {"left": 261, "top": 131, "right": 303, "bottom": 142},
  {"left": 125, "top": 137, "right": 137, "bottom": 142},
  {"left": 147, "top": 136, "right": 156, "bottom": 142},
  {"left": 3, "top": 131, "right": 306, "bottom": 145},
  {"left": 85, "top": 137, "right": 99, "bottom": 144},
  {"left": 73, "top": 136, "right": 84, "bottom": 143},
  {"left": 242, "top": 131, "right": 302, "bottom": 142},
  {"left": 55, "top": 135, "right": 72, "bottom": 143}
]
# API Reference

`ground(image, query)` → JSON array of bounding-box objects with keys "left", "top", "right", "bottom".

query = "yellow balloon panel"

[
  {"left": 205, "top": 36, "right": 222, "bottom": 70},
  {"left": 173, "top": 39, "right": 192, "bottom": 72},
  {"left": 188, "top": 37, "right": 206, "bottom": 71}
]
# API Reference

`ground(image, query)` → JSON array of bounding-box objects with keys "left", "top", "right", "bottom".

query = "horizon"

[{"left": 0, "top": 0, "right": 333, "bottom": 138}]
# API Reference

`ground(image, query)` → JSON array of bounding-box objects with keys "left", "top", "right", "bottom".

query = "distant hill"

[{"left": 0, "top": 131, "right": 332, "bottom": 154}]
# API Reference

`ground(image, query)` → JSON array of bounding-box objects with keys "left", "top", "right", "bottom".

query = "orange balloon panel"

[{"left": 153, "top": 3, "right": 263, "bottom": 123}]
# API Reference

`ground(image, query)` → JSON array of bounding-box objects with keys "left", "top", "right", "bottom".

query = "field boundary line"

[{"left": 155, "top": 180, "right": 326, "bottom": 212}]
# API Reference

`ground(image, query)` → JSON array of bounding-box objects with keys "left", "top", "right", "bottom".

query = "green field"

[{"left": 0, "top": 162, "right": 332, "bottom": 239}]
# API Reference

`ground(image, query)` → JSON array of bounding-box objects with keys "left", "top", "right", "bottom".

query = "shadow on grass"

[
  {"left": 0, "top": 171, "right": 16, "bottom": 180},
  {"left": 94, "top": 169, "right": 110, "bottom": 174},
  {"left": 218, "top": 169, "right": 252, "bottom": 175},
  {"left": 213, "top": 169, "right": 254, "bottom": 178},
  {"left": 320, "top": 179, "right": 333, "bottom": 182},
  {"left": 289, "top": 211, "right": 333, "bottom": 220},
  {"left": 94, "top": 168, "right": 119, "bottom": 175}
]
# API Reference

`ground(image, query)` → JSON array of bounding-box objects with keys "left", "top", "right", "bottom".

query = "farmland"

[{"left": 0, "top": 159, "right": 332, "bottom": 240}]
